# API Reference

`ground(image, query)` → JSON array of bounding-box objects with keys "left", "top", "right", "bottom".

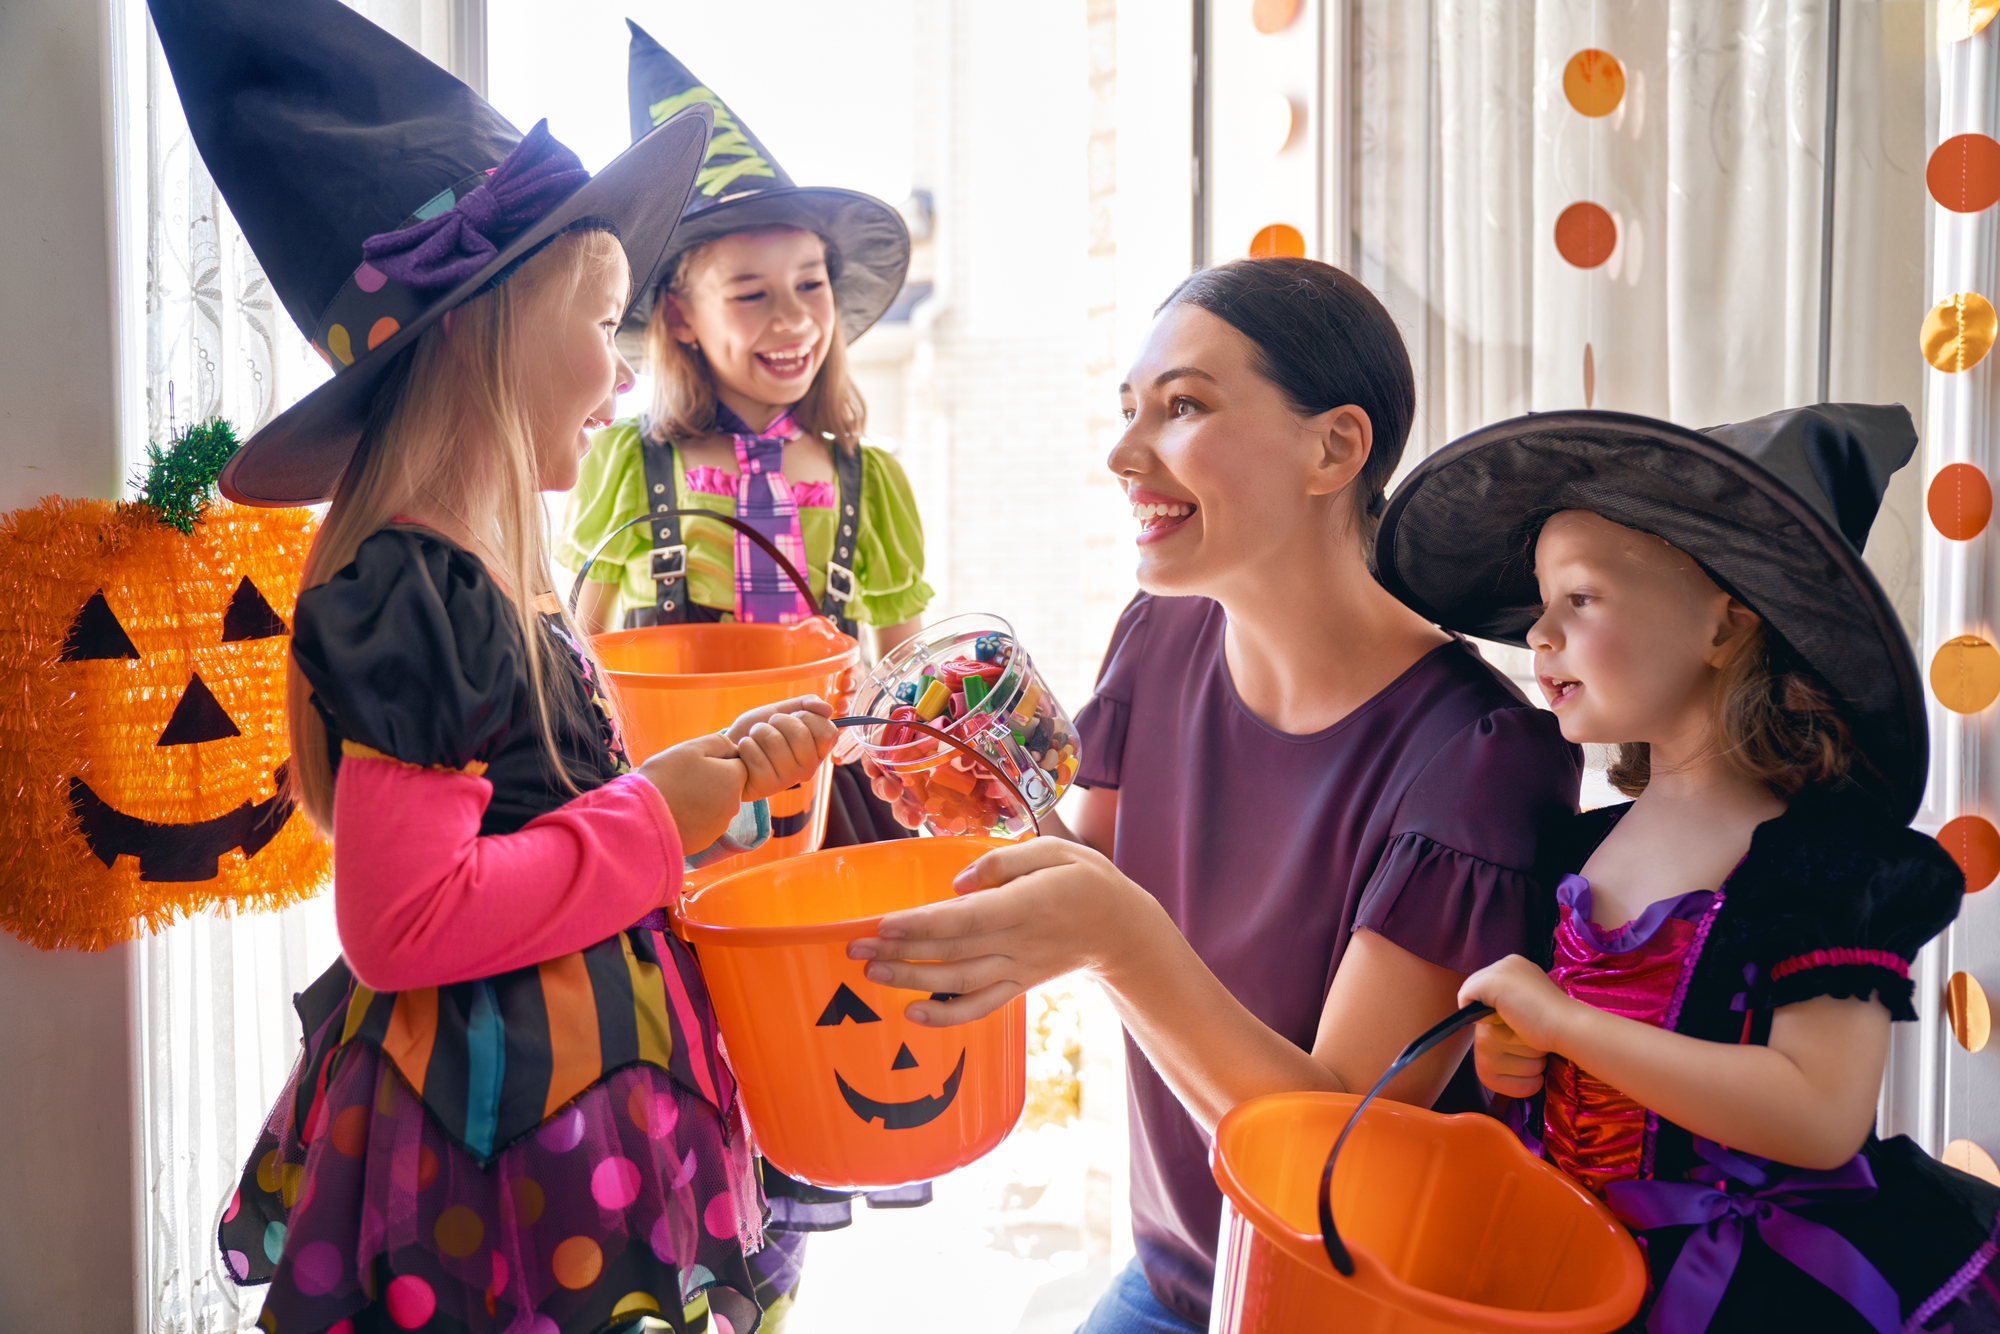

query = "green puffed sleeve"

[
  {"left": 853, "top": 445, "right": 934, "bottom": 626},
  {"left": 555, "top": 419, "right": 651, "bottom": 602}
]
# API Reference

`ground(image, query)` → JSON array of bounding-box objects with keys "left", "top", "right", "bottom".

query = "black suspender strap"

[
  {"left": 820, "top": 442, "right": 862, "bottom": 638},
  {"left": 636, "top": 427, "right": 688, "bottom": 626}
]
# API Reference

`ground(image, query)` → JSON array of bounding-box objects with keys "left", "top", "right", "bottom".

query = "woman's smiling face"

[
  {"left": 1109, "top": 303, "right": 1369, "bottom": 598},
  {"left": 1527, "top": 509, "right": 1751, "bottom": 749},
  {"left": 665, "top": 227, "right": 836, "bottom": 419}
]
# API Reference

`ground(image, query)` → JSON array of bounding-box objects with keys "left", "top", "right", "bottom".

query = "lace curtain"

[
  {"left": 129, "top": 2, "right": 466, "bottom": 1328},
  {"left": 1350, "top": 0, "right": 1930, "bottom": 633}
]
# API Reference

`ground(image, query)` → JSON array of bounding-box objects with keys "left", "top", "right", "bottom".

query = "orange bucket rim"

[
  {"left": 1210, "top": 1091, "right": 1646, "bottom": 1332},
  {"left": 671, "top": 836, "right": 1011, "bottom": 948},
  {"left": 592, "top": 624, "right": 859, "bottom": 693}
]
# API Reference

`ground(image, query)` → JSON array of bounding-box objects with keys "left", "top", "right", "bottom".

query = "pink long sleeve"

[{"left": 331, "top": 753, "right": 684, "bottom": 992}]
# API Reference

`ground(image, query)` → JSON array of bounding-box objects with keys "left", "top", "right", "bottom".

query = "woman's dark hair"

[{"left": 1159, "top": 257, "right": 1416, "bottom": 548}]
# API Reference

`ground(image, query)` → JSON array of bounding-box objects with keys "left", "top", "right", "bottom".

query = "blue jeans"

[{"left": 1075, "top": 1259, "right": 1204, "bottom": 1334}]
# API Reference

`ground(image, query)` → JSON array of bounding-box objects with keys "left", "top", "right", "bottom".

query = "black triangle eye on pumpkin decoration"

[
  {"left": 61, "top": 591, "right": 140, "bottom": 662},
  {"left": 817, "top": 983, "right": 882, "bottom": 1027},
  {"left": 221, "top": 576, "right": 288, "bottom": 642}
]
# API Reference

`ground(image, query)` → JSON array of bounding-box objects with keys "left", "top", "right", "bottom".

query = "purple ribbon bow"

[
  {"left": 1604, "top": 1137, "right": 1901, "bottom": 1334},
  {"left": 361, "top": 120, "right": 589, "bottom": 292}
]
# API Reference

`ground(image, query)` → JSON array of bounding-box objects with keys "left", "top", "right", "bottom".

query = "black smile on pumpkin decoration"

[
  {"left": 836, "top": 1050, "right": 967, "bottom": 1130},
  {"left": 69, "top": 764, "right": 295, "bottom": 882}
]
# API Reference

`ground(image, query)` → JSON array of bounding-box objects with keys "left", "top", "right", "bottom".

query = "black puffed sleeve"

[
  {"left": 1724, "top": 792, "right": 1965, "bottom": 1021},
  {"left": 293, "top": 528, "right": 528, "bottom": 771}
]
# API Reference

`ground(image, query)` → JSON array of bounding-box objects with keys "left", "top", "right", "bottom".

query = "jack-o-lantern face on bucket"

[
  {"left": 0, "top": 493, "right": 329, "bottom": 950},
  {"left": 815, "top": 982, "right": 967, "bottom": 1129}
]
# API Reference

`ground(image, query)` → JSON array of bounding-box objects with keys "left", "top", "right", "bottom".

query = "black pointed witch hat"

[
  {"left": 622, "top": 19, "right": 911, "bottom": 348},
  {"left": 148, "top": 0, "right": 713, "bottom": 507},
  {"left": 1374, "top": 404, "right": 1927, "bottom": 822}
]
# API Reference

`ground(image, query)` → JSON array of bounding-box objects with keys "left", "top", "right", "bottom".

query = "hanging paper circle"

[
  {"left": 1583, "top": 342, "right": 1597, "bottom": 408},
  {"left": 1931, "top": 635, "right": 2000, "bottom": 713},
  {"left": 1938, "top": 815, "right": 2000, "bottom": 891},
  {"left": 1928, "top": 464, "right": 1994, "bottom": 541},
  {"left": 1251, "top": 0, "right": 1301, "bottom": 34},
  {"left": 1921, "top": 292, "right": 1997, "bottom": 372},
  {"left": 1563, "top": 49, "right": 1625, "bottom": 118},
  {"left": 1248, "top": 224, "right": 1307, "bottom": 258},
  {"left": 1257, "top": 96, "right": 1302, "bottom": 155},
  {"left": 1554, "top": 203, "right": 1617, "bottom": 268},
  {"left": 1944, "top": 0, "right": 2000, "bottom": 42},
  {"left": 1944, "top": 1139, "right": 2000, "bottom": 1187},
  {"left": 1926, "top": 134, "right": 2000, "bottom": 214},
  {"left": 1947, "top": 971, "right": 1991, "bottom": 1053}
]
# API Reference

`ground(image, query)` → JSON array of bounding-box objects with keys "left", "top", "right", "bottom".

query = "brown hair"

[
  {"left": 1607, "top": 621, "right": 1855, "bottom": 800},
  {"left": 643, "top": 227, "right": 865, "bottom": 454},
  {"left": 287, "top": 229, "right": 626, "bottom": 833},
  {"left": 1158, "top": 257, "right": 1415, "bottom": 553}
]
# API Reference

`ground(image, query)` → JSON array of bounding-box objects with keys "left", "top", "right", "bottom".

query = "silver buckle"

[
  {"left": 824, "top": 561, "right": 856, "bottom": 603},
  {"left": 650, "top": 544, "right": 687, "bottom": 583}
]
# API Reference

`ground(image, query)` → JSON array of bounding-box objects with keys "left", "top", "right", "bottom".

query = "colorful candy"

[{"left": 852, "top": 622, "right": 1080, "bottom": 838}]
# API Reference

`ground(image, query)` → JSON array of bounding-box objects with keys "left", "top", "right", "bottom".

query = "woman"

[{"left": 848, "top": 258, "right": 1582, "bottom": 1332}]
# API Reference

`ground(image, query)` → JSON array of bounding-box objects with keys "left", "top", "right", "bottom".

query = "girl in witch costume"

[
  {"left": 1375, "top": 404, "right": 2000, "bottom": 1333},
  {"left": 559, "top": 22, "right": 929, "bottom": 853},
  {"left": 556, "top": 30, "right": 931, "bottom": 1322},
  {"left": 147, "top": 0, "right": 830, "bottom": 1329}
]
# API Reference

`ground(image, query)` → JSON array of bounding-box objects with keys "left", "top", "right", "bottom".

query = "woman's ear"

[{"left": 1304, "top": 404, "right": 1372, "bottom": 499}]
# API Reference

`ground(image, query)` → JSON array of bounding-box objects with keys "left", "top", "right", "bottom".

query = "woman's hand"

[
  {"left": 638, "top": 734, "right": 750, "bottom": 853},
  {"left": 1457, "top": 954, "right": 1579, "bottom": 1057},
  {"left": 846, "top": 837, "right": 1164, "bottom": 1027},
  {"left": 725, "top": 695, "right": 838, "bottom": 801}
]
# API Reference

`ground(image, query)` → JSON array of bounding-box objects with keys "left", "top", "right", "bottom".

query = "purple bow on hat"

[
  {"left": 361, "top": 119, "right": 590, "bottom": 292},
  {"left": 1605, "top": 1137, "right": 1901, "bottom": 1334}
]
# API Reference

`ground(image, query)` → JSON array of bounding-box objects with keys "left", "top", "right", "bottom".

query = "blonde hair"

[
  {"left": 287, "top": 228, "right": 628, "bottom": 833},
  {"left": 1607, "top": 621, "right": 1856, "bottom": 800},
  {"left": 644, "top": 227, "right": 866, "bottom": 453}
]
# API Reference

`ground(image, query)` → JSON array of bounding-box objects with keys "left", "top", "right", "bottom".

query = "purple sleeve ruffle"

[
  {"left": 1354, "top": 830, "right": 1547, "bottom": 975},
  {"left": 1070, "top": 594, "right": 1154, "bottom": 791}
]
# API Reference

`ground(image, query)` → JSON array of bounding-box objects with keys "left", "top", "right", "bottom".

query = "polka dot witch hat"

[
  {"left": 147, "top": 0, "right": 714, "bottom": 507},
  {"left": 620, "top": 20, "right": 911, "bottom": 350},
  {"left": 1374, "top": 404, "right": 1928, "bottom": 822}
]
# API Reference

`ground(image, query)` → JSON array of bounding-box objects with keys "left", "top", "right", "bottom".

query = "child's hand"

[
  {"left": 637, "top": 734, "right": 748, "bottom": 854},
  {"left": 1458, "top": 954, "right": 1578, "bottom": 1095},
  {"left": 1471, "top": 1012, "right": 1550, "bottom": 1098},
  {"left": 726, "top": 695, "right": 838, "bottom": 802}
]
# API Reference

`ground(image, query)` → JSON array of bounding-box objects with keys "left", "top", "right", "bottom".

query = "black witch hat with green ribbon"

[{"left": 623, "top": 19, "right": 911, "bottom": 348}]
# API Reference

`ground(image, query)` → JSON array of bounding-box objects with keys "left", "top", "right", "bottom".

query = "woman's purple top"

[{"left": 1073, "top": 594, "right": 1581, "bottom": 1325}]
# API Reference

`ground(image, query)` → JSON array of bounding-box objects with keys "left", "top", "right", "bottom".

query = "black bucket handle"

[
  {"left": 1317, "top": 1000, "right": 1494, "bottom": 1276},
  {"left": 567, "top": 508, "right": 820, "bottom": 621}
]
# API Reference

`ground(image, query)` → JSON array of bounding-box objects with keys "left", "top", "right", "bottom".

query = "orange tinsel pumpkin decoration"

[{"left": 0, "top": 426, "right": 328, "bottom": 950}]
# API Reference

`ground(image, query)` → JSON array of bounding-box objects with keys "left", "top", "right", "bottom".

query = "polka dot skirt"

[{"left": 222, "top": 1045, "right": 765, "bottom": 1334}]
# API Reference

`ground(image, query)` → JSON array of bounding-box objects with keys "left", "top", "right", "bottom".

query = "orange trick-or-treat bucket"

[
  {"left": 591, "top": 618, "right": 859, "bottom": 873},
  {"left": 1210, "top": 1092, "right": 1645, "bottom": 1333},
  {"left": 673, "top": 836, "right": 1027, "bottom": 1190}
]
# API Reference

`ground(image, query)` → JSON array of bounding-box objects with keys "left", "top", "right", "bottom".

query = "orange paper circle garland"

[{"left": 0, "top": 422, "right": 328, "bottom": 950}]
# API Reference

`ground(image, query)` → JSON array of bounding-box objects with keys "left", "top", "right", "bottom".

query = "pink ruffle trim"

[
  {"left": 681, "top": 465, "right": 834, "bottom": 508},
  {"left": 1771, "top": 947, "right": 1909, "bottom": 981}
]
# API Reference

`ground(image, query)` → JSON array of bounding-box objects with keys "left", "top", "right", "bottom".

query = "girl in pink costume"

[
  {"left": 1375, "top": 404, "right": 2000, "bottom": 1333},
  {"left": 147, "top": 0, "right": 835, "bottom": 1327}
]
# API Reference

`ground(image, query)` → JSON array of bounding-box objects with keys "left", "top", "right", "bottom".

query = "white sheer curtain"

[
  {"left": 126, "top": 3, "right": 469, "bottom": 1328},
  {"left": 1350, "top": 0, "right": 1929, "bottom": 634}
]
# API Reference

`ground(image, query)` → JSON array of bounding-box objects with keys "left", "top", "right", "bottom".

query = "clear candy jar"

[{"left": 835, "top": 614, "right": 1079, "bottom": 838}]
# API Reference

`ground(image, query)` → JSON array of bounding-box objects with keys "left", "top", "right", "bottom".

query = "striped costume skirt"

[{"left": 220, "top": 927, "right": 765, "bottom": 1334}]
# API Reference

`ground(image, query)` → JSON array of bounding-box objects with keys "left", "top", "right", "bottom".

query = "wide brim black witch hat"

[
  {"left": 1374, "top": 404, "right": 1927, "bottom": 822},
  {"left": 148, "top": 0, "right": 713, "bottom": 507},
  {"left": 621, "top": 20, "right": 910, "bottom": 352}
]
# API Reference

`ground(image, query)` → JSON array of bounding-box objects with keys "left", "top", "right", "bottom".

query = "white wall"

[{"left": 0, "top": 0, "right": 139, "bottom": 1325}]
